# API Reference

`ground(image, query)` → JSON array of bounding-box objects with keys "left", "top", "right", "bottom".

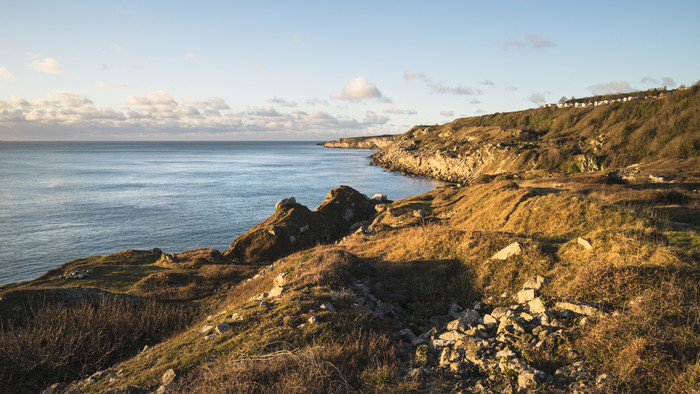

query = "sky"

[{"left": 1, "top": 0, "right": 699, "bottom": 141}]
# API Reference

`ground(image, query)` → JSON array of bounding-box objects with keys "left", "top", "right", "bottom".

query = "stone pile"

[{"left": 400, "top": 276, "right": 608, "bottom": 393}]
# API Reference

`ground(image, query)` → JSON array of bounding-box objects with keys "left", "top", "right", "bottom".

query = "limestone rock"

[
  {"left": 199, "top": 325, "right": 213, "bottom": 334},
  {"left": 528, "top": 298, "right": 547, "bottom": 314},
  {"left": 555, "top": 301, "right": 602, "bottom": 317},
  {"left": 275, "top": 197, "right": 296, "bottom": 210},
  {"left": 577, "top": 237, "right": 593, "bottom": 250},
  {"left": 267, "top": 285, "right": 284, "bottom": 298},
  {"left": 371, "top": 193, "right": 388, "bottom": 202},
  {"left": 522, "top": 275, "right": 546, "bottom": 290},
  {"left": 320, "top": 302, "right": 336, "bottom": 312},
  {"left": 308, "top": 315, "right": 319, "bottom": 324},
  {"left": 161, "top": 369, "right": 177, "bottom": 386},
  {"left": 491, "top": 242, "right": 522, "bottom": 260},
  {"left": 514, "top": 289, "right": 536, "bottom": 304}
]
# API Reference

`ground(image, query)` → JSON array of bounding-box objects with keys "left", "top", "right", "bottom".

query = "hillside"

[
  {"left": 326, "top": 85, "right": 700, "bottom": 183},
  {"left": 1, "top": 87, "right": 699, "bottom": 393}
]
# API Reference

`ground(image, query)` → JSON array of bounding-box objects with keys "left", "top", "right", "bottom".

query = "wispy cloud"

[
  {"left": 440, "top": 110, "right": 454, "bottom": 117},
  {"left": 0, "top": 67, "right": 15, "bottom": 80},
  {"left": 384, "top": 107, "right": 417, "bottom": 115},
  {"left": 26, "top": 57, "right": 63, "bottom": 74},
  {"left": 267, "top": 96, "right": 298, "bottom": 107},
  {"left": 405, "top": 70, "right": 481, "bottom": 96},
  {"left": 588, "top": 80, "right": 633, "bottom": 95},
  {"left": 184, "top": 53, "right": 199, "bottom": 60},
  {"left": 253, "top": 64, "right": 267, "bottom": 72},
  {"left": 480, "top": 80, "right": 495, "bottom": 86},
  {"left": 505, "top": 33, "right": 555, "bottom": 49},
  {"left": 529, "top": 93, "right": 546, "bottom": 104}
]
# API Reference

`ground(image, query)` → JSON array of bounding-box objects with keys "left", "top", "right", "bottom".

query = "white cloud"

[
  {"left": 440, "top": 110, "right": 454, "bottom": 117},
  {"left": 330, "top": 76, "right": 385, "bottom": 103},
  {"left": 384, "top": 107, "right": 416, "bottom": 115},
  {"left": 0, "top": 67, "right": 15, "bottom": 80},
  {"left": 267, "top": 96, "right": 298, "bottom": 107},
  {"left": 48, "top": 90, "right": 93, "bottom": 106},
  {"left": 126, "top": 91, "right": 176, "bottom": 106},
  {"left": 505, "top": 86, "right": 518, "bottom": 92},
  {"left": 504, "top": 39, "right": 525, "bottom": 49},
  {"left": 404, "top": 70, "right": 425, "bottom": 80},
  {"left": 640, "top": 76, "right": 658, "bottom": 85},
  {"left": 480, "top": 80, "right": 495, "bottom": 86},
  {"left": 529, "top": 93, "right": 546, "bottom": 104},
  {"left": 427, "top": 81, "right": 481, "bottom": 95},
  {"left": 184, "top": 53, "right": 199, "bottom": 60},
  {"left": 26, "top": 57, "right": 63, "bottom": 74},
  {"left": 253, "top": 64, "right": 267, "bottom": 71},
  {"left": 588, "top": 81, "right": 633, "bottom": 95}
]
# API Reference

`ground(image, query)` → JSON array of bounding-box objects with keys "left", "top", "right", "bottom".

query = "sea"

[{"left": 0, "top": 141, "right": 443, "bottom": 286}]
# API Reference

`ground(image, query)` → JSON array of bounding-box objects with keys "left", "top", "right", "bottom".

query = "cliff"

[
  {"left": 321, "top": 134, "right": 397, "bottom": 150},
  {"left": 360, "top": 86, "right": 700, "bottom": 183}
]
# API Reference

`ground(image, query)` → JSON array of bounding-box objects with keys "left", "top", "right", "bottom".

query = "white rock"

[
  {"left": 230, "top": 313, "right": 243, "bottom": 322},
  {"left": 161, "top": 368, "right": 177, "bottom": 386},
  {"left": 514, "top": 289, "right": 536, "bottom": 304},
  {"left": 491, "top": 242, "right": 522, "bottom": 260},
  {"left": 460, "top": 309, "right": 481, "bottom": 325},
  {"left": 199, "top": 325, "right": 214, "bottom": 334},
  {"left": 528, "top": 297, "right": 547, "bottom": 314},
  {"left": 267, "top": 285, "right": 284, "bottom": 298},
  {"left": 371, "top": 193, "right": 387, "bottom": 202},
  {"left": 320, "top": 303, "right": 336, "bottom": 312},
  {"left": 439, "top": 330, "right": 464, "bottom": 342},
  {"left": 274, "top": 272, "right": 287, "bottom": 286},
  {"left": 308, "top": 315, "right": 319, "bottom": 324},
  {"left": 577, "top": 237, "right": 593, "bottom": 250},
  {"left": 555, "top": 301, "right": 601, "bottom": 317},
  {"left": 483, "top": 314, "right": 498, "bottom": 325},
  {"left": 275, "top": 197, "right": 296, "bottom": 210},
  {"left": 522, "top": 275, "right": 546, "bottom": 290}
]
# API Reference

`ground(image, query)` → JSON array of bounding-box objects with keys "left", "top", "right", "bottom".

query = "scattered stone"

[
  {"left": 555, "top": 301, "right": 602, "bottom": 317},
  {"left": 64, "top": 268, "right": 93, "bottom": 279},
  {"left": 483, "top": 314, "right": 498, "bottom": 325},
  {"left": 518, "top": 370, "right": 546, "bottom": 391},
  {"left": 577, "top": 237, "right": 593, "bottom": 250},
  {"left": 491, "top": 242, "right": 522, "bottom": 260},
  {"left": 216, "top": 321, "right": 231, "bottom": 334},
  {"left": 161, "top": 369, "right": 177, "bottom": 386},
  {"left": 522, "top": 275, "right": 546, "bottom": 290},
  {"left": 648, "top": 174, "right": 668, "bottom": 183},
  {"left": 514, "top": 289, "right": 536, "bottom": 304},
  {"left": 528, "top": 298, "right": 547, "bottom": 314},
  {"left": 230, "top": 313, "right": 243, "bottom": 322},
  {"left": 204, "top": 334, "right": 217, "bottom": 340},
  {"left": 412, "top": 209, "right": 425, "bottom": 218},
  {"left": 199, "top": 325, "right": 214, "bottom": 334},
  {"left": 275, "top": 197, "right": 296, "bottom": 210},
  {"left": 267, "top": 285, "right": 284, "bottom": 298},
  {"left": 320, "top": 302, "right": 336, "bottom": 312},
  {"left": 308, "top": 315, "right": 319, "bottom": 324}
]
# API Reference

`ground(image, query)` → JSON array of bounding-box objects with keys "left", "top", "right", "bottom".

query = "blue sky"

[{"left": 1, "top": 0, "right": 698, "bottom": 140}]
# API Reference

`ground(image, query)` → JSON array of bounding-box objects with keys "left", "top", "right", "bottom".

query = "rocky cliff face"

[{"left": 321, "top": 134, "right": 397, "bottom": 150}]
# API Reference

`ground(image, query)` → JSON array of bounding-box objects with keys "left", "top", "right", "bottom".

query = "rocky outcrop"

[
  {"left": 224, "top": 185, "right": 378, "bottom": 263},
  {"left": 321, "top": 135, "right": 397, "bottom": 150}
]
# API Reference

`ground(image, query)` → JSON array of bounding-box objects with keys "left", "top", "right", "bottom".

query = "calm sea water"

[{"left": 0, "top": 141, "right": 442, "bottom": 285}]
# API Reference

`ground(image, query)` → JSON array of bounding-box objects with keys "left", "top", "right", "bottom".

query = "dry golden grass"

[{"left": 0, "top": 296, "right": 199, "bottom": 393}]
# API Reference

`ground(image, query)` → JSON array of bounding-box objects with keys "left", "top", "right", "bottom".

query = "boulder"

[
  {"left": 161, "top": 369, "right": 177, "bottom": 386},
  {"left": 491, "top": 242, "right": 522, "bottom": 260},
  {"left": 320, "top": 302, "right": 336, "bottom": 312},
  {"left": 371, "top": 193, "right": 388, "bottom": 202},
  {"left": 275, "top": 197, "right": 296, "bottom": 210},
  {"left": 267, "top": 285, "right": 284, "bottom": 298}
]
